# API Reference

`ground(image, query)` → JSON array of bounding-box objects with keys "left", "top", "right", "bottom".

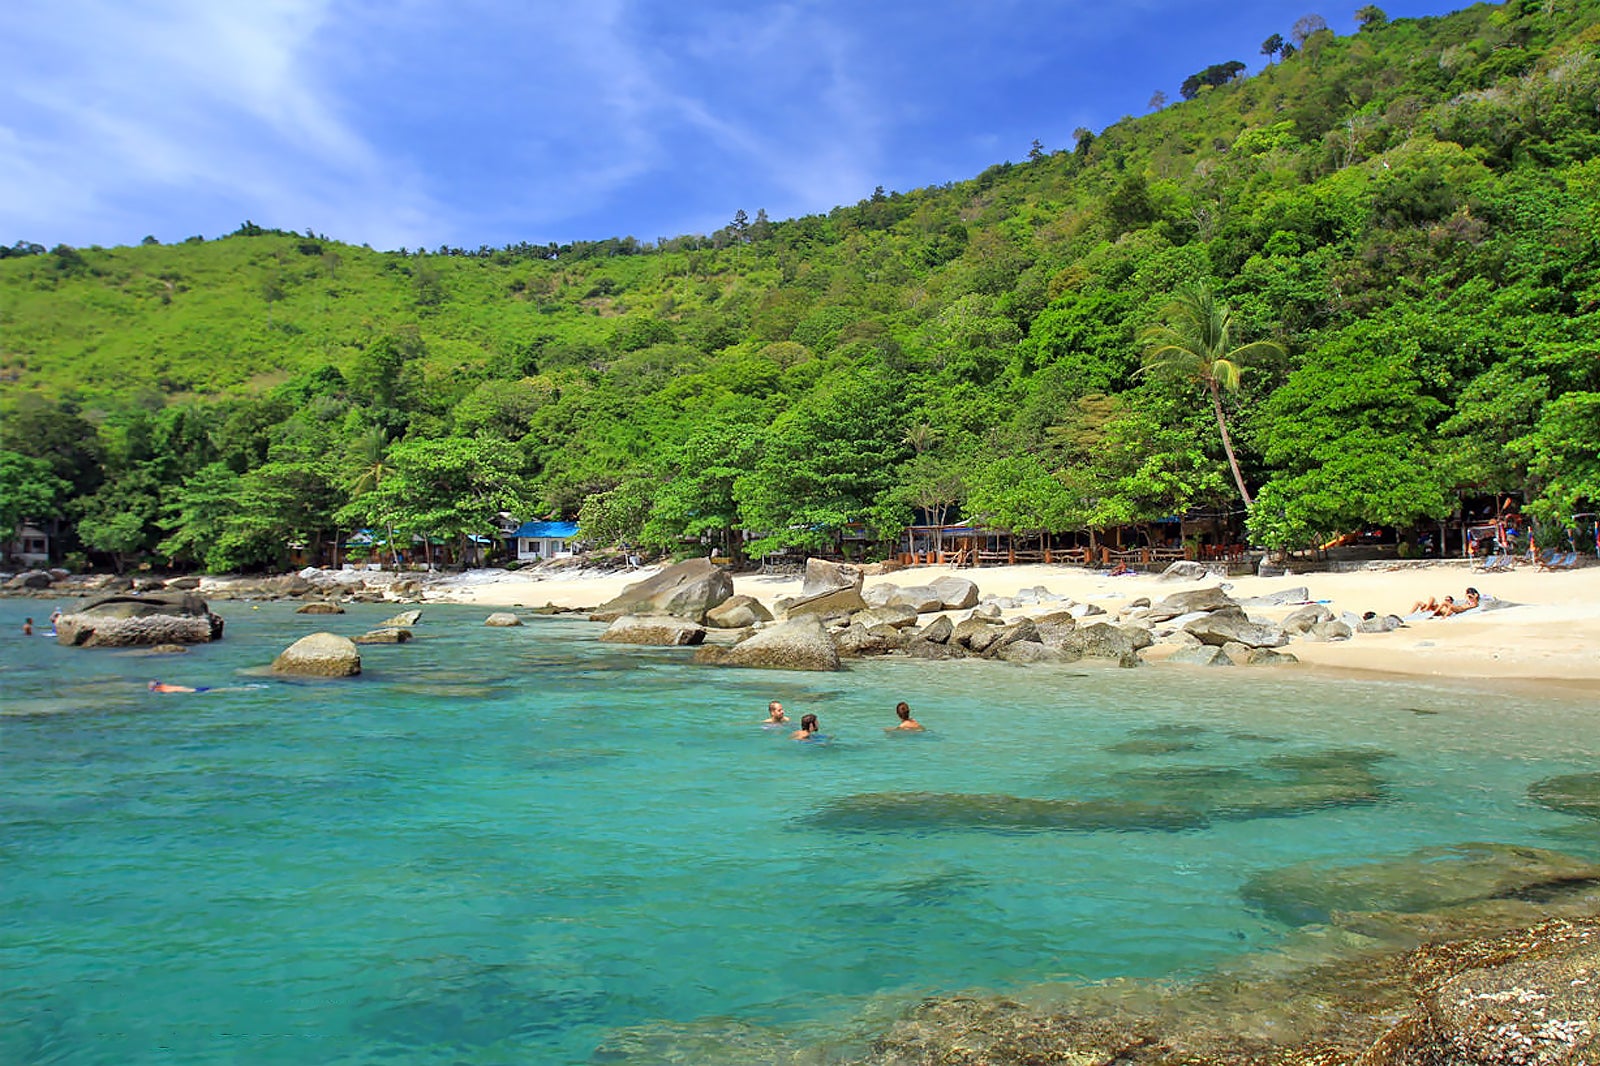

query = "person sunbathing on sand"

[{"left": 1410, "top": 588, "right": 1480, "bottom": 618}]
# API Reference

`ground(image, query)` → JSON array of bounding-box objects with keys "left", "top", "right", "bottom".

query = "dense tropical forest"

[{"left": 2, "top": 1, "right": 1598, "bottom": 572}]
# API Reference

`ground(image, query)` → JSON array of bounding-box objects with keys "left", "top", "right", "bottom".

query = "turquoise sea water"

[{"left": 2, "top": 600, "right": 1597, "bottom": 1064}]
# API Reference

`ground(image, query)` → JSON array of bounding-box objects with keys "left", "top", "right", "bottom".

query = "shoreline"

[
  {"left": 411, "top": 557, "right": 1600, "bottom": 687},
  {"left": 14, "top": 556, "right": 1598, "bottom": 686}
]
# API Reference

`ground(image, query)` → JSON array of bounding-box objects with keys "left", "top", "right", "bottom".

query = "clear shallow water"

[{"left": 2, "top": 600, "right": 1597, "bottom": 1064}]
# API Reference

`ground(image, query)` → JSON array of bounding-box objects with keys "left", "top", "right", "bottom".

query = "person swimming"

[
  {"left": 148, "top": 680, "right": 211, "bottom": 694},
  {"left": 791, "top": 713, "right": 821, "bottom": 741},
  {"left": 888, "top": 700, "right": 924, "bottom": 732},
  {"left": 761, "top": 700, "right": 790, "bottom": 726}
]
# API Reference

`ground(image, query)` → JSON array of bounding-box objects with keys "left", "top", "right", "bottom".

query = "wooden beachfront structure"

[{"left": 895, "top": 522, "right": 1250, "bottom": 570}]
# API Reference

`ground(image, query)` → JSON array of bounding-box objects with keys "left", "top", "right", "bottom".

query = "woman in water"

[
  {"left": 889, "top": 701, "right": 924, "bottom": 731},
  {"left": 791, "top": 713, "right": 821, "bottom": 741}
]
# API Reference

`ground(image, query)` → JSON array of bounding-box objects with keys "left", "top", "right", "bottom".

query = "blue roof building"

[{"left": 509, "top": 521, "right": 580, "bottom": 561}]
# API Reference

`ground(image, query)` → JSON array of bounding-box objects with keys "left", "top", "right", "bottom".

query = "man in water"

[
  {"left": 791, "top": 713, "right": 821, "bottom": 741},
  {"left": 22, "top": 618, "right": 33, "bottom": 636},
  {"left": 889, "top": 701, "right": 924, "bottom": 731},
  {"left": 761, "top": 700, "right": 790, "bottom": 725},
  {"left": 149, "top": 680, "right": 210, "bottom": 693}
]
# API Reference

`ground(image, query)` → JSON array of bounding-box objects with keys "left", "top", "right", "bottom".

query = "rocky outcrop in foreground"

[
  {"left": 694, "top": 616, "right": 841, "bottom": 671},
  {"left": 55, "top": 594, "right": 225, "bottom": 647}
]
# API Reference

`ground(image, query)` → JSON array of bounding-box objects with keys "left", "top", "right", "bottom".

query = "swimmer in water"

[
  {"left": 888, "top": 700, "right": 924, "bottom": 731},
  {"left": 148, "top": 680, "right": 210, "bottom": 693},
  {"left": 22, "top": 618, "right": 33, "bottom": 636},
  {"left": 791, "top": 713, "right": 820, "bottom": 741},
  {"left": 761, "top": 700, "right": 790, "bottom": 725}
]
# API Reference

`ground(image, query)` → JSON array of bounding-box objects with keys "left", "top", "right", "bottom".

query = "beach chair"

[
  {"left": 1539, "top": 551, "right": 1578, "bottom": 571},
  {"left": 1473, "top": 553, "right": 1511, "bottom": 572}
]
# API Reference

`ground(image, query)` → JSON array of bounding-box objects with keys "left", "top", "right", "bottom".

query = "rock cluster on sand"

[
  {"left": 55, "top": 593, "right": 226, "bottom": 647},
  {"left": 270, "top": 632, "right": 361, "bottom": 677}
]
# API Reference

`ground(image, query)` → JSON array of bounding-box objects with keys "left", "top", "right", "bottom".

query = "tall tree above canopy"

[{"left": 1139, "top": 283, "right": 1282, "bottom": 507}]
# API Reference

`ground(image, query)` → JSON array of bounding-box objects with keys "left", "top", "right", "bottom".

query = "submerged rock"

[
  {"left": 295, "top": 601, "right": 345, "bottom": 614},
  {"left": 807, "top": 791, "right": 1210, "bottom": 833},
  {"left": 271, "top": 632, "right": 361, "bottom": 677},
  {"left": 1240, "top": 843, "right": 1600, "bottom": 927},
  {"left": 1529, "top": 772, "right": 1600, "bottom": 821}
]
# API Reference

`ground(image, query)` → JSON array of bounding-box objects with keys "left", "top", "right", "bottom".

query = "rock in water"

[
  {"left": 694, "top": 616, "right": 840, "bottom": 671},
  {"left": 599, "top": 615, "right": 707, "bottom": 646},
  {"left": 484, "top": 612, "right": 523, "bottom": 627},
  {"left": 591, "top": 558, "right": 733, "bottom": 623},
  {"left": 55, "top": 593, "right": 225, "bottom": 647},
  {"left": 295, "top": 601, "right": 345, "bottom": 614},
  {"left": 380, "top": 609, "right": 422, "bottom": 627},
  {"left": 271, "top": 632, "right": 361, "bottom": 677},
  {"left": 353, "top": 628, "right": 412, "bottom": 644}
]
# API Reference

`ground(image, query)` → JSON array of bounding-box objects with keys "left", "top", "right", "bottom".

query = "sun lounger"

[
  {"left": 1538, "top": 551, "right": 1578, "bottom": 571},
  {"left": 1474, "top": 553, "right": 1514, "bottom": 572}
]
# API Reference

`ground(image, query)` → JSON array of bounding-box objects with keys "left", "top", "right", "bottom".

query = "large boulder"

[
  {"left": 834, "top": 623, "right": 904, "bottom": 657},
  {"left": 296, "top": 601, "right": 345, "bottom": 614},
  {"left": 694, "top": 616, "right": 841, "bottom": 671},
  {"left": 1057, "top": 622, "right": 1146, "bottom": 667},
  {"left": 6, "top": 570, "right": 55, "bottom": 589},
  {"left": 912, "top": 615, "right": 954, "bottom": 645},
  {"left": 1157, "top": 560, "right": 1212, "bottom": 582},
  {"left": 1281, "top": 603, "right": 1334, "bottom": 634},
  {"left": 781, "top": 584, "right": 868, "bottom": 622},
  {"left": 848, "top": 604, "right": 919, "bottom": 630},
  {"left": 599, "top": 615, "right": 707, "bottom": 646},
  {"left": 271, "top": 632, "right": 361, "bottom": 677},
  {"left": 1303, "top": 619, "right": 1355, "bottom": 642},
  {"left": 380, "top": 609, "right": 422, "bottom": 627},
  {"left": 801, "top": 558, "right": 863, "bottom": 597},
  {"left": 930, "top": 575, "right": 980, "bottom": 610},
  {"left": 981, "top": 617, "right": 1040, "bottom": 659},
  {"left": 55, "top": 593, "right": 225, "bottom": 648},
  {"left": 886, "top": 585, "right": 946, "bottom": 614},
  {"left": 591, "top": 558, "right": 734, "bottom": 623},
  {"left": 1165, "top": 644, "right": 1233, "bottom": 667},
  {"left": 1182, "top": 606, "right": 1289, "bottom": 648},
  {"left": 484, "top": 612, "right": 523, "bottom": 627},
  {"left": 704, "top": 595, "right": 774, "bottom": 629},
  {"left": 1145, "top": 586, "right": 1239, "bottom": 622},
  {"left": 999, "top": 641, "right": 1073, "bottom": 664},
  {"left": 951, "top": 616, "right": 1004, "bottom": 652},
  {"left": 861, "top": 582, "right": 898, "bottom": 608}
]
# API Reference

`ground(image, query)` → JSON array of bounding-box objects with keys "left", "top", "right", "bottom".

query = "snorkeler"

[
  {"left": 791, "top": 713, "right": 821, "bottom": 741},
  {"left": 888, "top": 701, "right": 924, "bottom": 731},
  {"left": 148, "top": 680, "right": 211, "bottom": 694}
]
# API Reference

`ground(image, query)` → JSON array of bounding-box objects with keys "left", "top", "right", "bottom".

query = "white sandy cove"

[{"left": 420, "top": 560, "right": 1600, "bottom": 687}]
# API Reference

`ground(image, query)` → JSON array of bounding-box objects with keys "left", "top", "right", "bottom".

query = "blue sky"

[{"left": 3, "top": 0, "right": 1469, "bottom": 252}]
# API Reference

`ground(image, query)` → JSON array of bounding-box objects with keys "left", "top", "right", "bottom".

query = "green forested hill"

[{"left": 3, "top": 1, "right": 1599, "bottom": 571}]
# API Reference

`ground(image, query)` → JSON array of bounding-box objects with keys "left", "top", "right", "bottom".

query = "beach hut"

[
  {"left": 510, "top": 520, "right": 579, "bottom": 562},
  {"left": 5, "top": 522, "right": 51, "bottom": 566}
]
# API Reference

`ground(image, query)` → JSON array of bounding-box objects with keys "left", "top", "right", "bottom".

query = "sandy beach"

[{"left": 413, "top": 559, "right": 1600, "bottom": 687}]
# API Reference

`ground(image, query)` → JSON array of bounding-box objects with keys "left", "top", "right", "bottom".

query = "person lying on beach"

[
  {"left": 1409, "top": 588, "right": 1480, "bottom": 618},
  {"left": 888, "top": 701, "right": 924, "bottom": 732},
  {"left": 761, "top": 700, "right": 790, "bottom": 725},
  {"left": 791, "top": 713, "right": 821, "bottom": 741},
  {"left": 148, "top": 680, "right": 210, "bottom": 693}
]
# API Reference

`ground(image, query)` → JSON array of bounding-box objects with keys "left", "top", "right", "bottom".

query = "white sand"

[{"left": 419, "top": 560, "right": 1600, "bottom": 686}]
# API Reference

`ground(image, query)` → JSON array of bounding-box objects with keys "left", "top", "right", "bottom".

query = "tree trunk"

[{"left": 1211, "top": 379, "right": 1253, "bottom": 507}]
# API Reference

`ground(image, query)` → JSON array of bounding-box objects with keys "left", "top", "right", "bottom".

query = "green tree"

[
  {"left": 1139, "top": 283, "right": 1283, "bottom": 507},
  {"left": 0, "top": 450, "right": 70, "bottom": 560},
  {"left": 362, "top": 437, "right": 532, "bottom": 566},
  {"left": 75, "top": 467, "right": 163, "bottom": 572}
]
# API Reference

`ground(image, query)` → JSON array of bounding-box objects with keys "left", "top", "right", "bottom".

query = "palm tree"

[
  {"left": 1140, "top": 283, "right": 1283, "bottom": 507},
  {"left": 345, "top": 427, "right": 402, "bottom": 568}
]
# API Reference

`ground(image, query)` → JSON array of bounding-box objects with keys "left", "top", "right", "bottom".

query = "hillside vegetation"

[{"left": 3, "top": 1, "right": 1598, "bottom": 571}]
